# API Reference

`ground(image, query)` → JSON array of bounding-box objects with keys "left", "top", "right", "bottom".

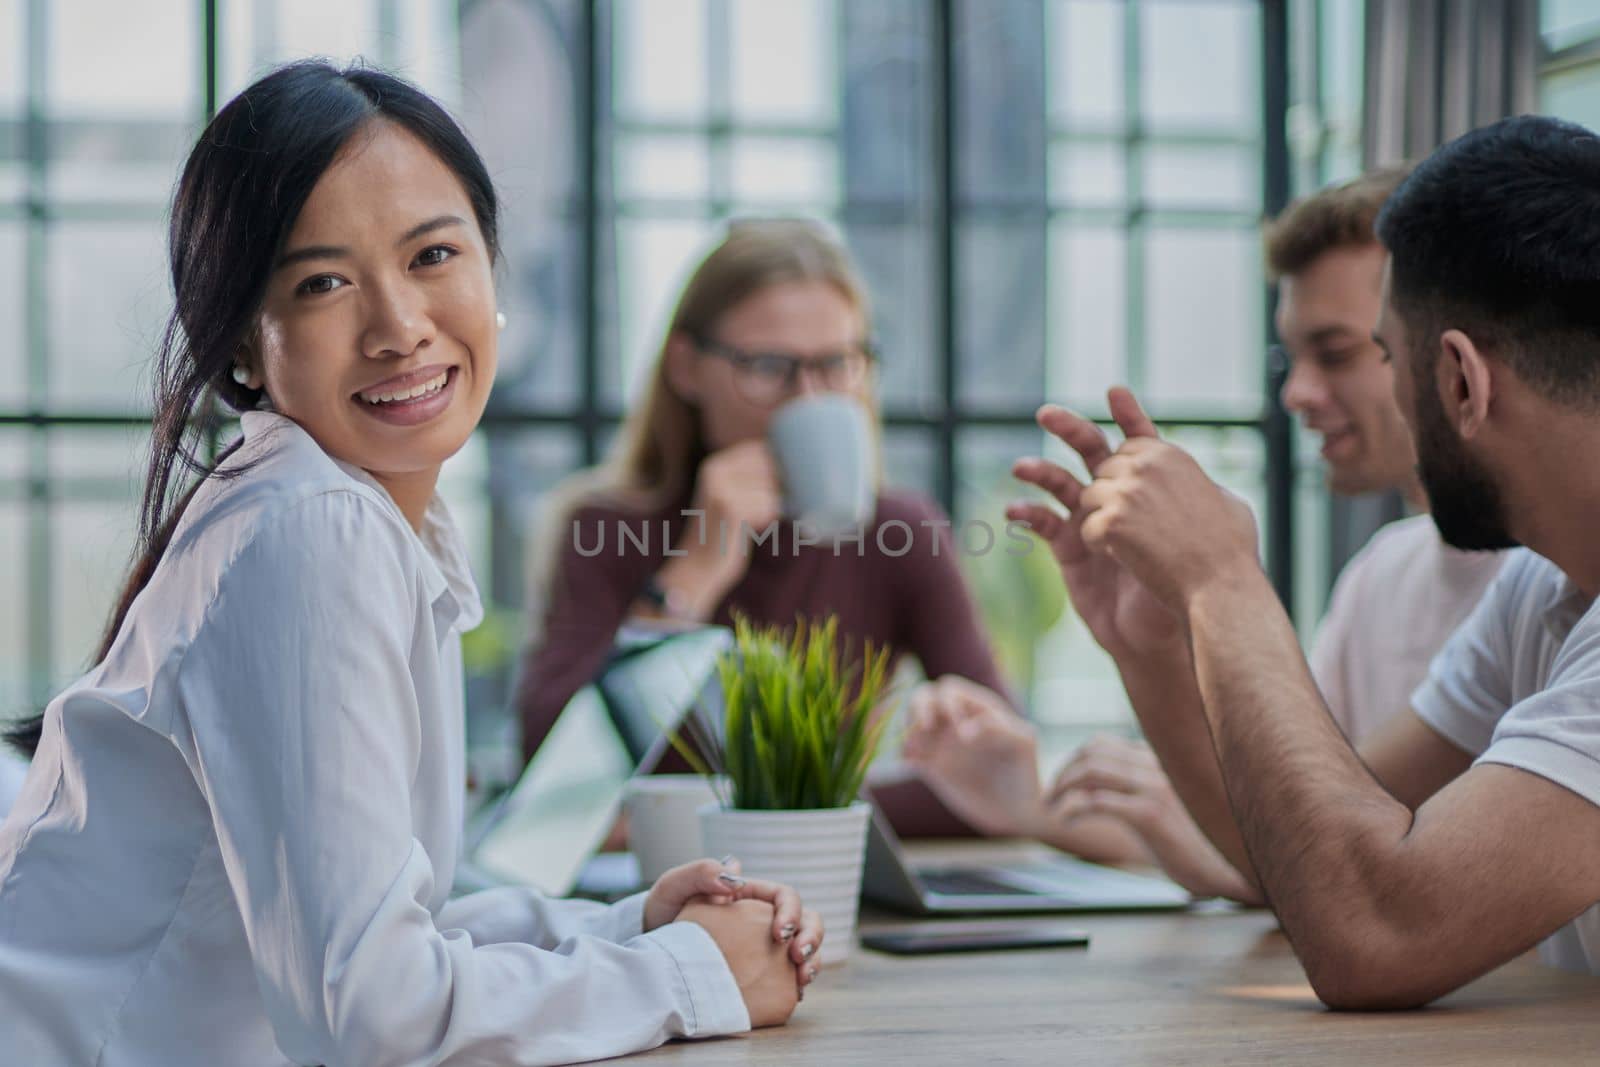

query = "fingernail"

[
  {"left": 719, "top": 854, "right": 737, "bottom": 866},
  {"left": 716, "top": 872, "right": 746, "bottom": 888},
  {"left": 800, "top": 943, "right": 815, "bottom": 959},
  {"left": 807, "top": 965, "right": 819, "bottom": 982},
  {"left": 780, "top": 923, "right": 797, "bottom": 940}
]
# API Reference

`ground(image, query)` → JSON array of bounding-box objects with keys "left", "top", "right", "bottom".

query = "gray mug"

[{"left": 767, "top": 394, "right": 874, "bottom": 538}]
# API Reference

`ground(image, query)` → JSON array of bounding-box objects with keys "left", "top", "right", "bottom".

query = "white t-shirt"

[
  {"left": 1413, "top": 547, "right": 1600, "bottom": 973},
  {"left": 0, "top": 412, "right": 748, "bottom": 1066},
  {"left": 1309, "top": 514, "right": 1506, "bottom": 743}
]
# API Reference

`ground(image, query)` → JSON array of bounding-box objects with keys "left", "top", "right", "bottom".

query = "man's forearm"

[
  {"left": 1184, "top": 569, "right": 1414, "bottom": 946},
  {"left": 1112, "top": 642, "right": 1260, "bottom": 890}
]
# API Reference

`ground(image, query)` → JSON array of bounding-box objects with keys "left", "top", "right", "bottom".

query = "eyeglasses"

[{"left": 694, "top": 335, "right": 878, "bottom": 407}]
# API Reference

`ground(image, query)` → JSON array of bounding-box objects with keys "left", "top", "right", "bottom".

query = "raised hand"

[
  {"left": 689, "top": 440, "right": 784, "bottom": 574},
  {"left": 1071, "top": 389, "right": 1260, "bottom": 613},
  {"left": 646, "top": 441, "right": 786, "bottom": 622},
  {"left": 1007, "top": 388, "right": 1184, "bottom": 660}
]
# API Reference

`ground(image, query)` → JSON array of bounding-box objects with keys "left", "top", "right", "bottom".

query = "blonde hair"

[{"left": 529, "top": 218, "right": 876, "bottom": 601}]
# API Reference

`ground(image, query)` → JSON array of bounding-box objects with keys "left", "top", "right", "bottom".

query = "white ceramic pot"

[{"left": 698, "top": 801, "right": 871, "bottom": 965}]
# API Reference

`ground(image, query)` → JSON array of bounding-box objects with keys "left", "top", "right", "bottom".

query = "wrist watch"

[{"left": 640, "top": 575, "right": 693, "bottom": 620}]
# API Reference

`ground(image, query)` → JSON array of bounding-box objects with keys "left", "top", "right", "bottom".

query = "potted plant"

[{"left": 671, "top": 615, "right": 893, "bottom": 964}]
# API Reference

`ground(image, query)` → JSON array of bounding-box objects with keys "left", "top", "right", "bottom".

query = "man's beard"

[{"left": 1413, "top": 378, "right": 1518, "bottom": 551}]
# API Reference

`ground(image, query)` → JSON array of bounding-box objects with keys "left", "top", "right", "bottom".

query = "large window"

[
  {"left": 1540, "top": 2, "right": 1600, "bottom": 128},
  {"left": 458, "top": 0, "right": 1285, "bottom": 746},
  {"left": 3, "top": 1, "right": 1298, "bottom": 770}
]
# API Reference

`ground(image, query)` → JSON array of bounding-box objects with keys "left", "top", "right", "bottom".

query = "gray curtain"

[
  {"left": 1327, "top": 0, "right": 1537, "bottom": 575},
  {"left": 1363, "top": 0, "right": 1538, "bottom": 167}
]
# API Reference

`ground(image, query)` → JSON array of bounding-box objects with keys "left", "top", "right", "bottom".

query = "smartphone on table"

[{"left": 860, "top": 926, "right": 1090, "bottom": 956}]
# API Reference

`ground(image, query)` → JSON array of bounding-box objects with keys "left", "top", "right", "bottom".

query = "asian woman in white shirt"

[{"left": 0, "top": 60, "right": 821, "bottom": 1067}]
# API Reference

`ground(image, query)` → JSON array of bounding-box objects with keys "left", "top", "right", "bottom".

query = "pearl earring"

[
  {"left": 231, "top": 365, "right": 251, "bottom": 387},
  {"left": 496, "top": 310, "right": 507, "bottom": 332}
]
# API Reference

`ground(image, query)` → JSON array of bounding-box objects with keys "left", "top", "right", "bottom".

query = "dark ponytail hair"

[{"left": 6, "top": 60, "right": 499, "bottom": 757}]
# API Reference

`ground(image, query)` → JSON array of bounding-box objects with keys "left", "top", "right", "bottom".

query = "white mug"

[
  {"left": 623, "top": 775, "right": 724, "bottom": 884},
  {"left": 767, "top": 394, "right": 874, "bottom": 537}
]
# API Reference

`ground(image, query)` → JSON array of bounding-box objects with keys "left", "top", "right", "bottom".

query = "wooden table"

[{"left": 636, "top": 841, "right": 1599, "bottom": 1065}]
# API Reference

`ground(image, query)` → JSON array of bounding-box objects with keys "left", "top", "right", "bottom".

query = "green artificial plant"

[{"left": 671, "top": 615, "right": 894, "bottom": 811}]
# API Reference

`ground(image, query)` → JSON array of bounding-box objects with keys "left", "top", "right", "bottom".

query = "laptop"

[
  {"left": 862, "top": 800, "right": 1193, "bottom": 915},
  {"left": 597, "top": 623, "right": 732, "bottom": 764},
  {"left": 457, "top": 625, "right": 731, "bottom": 899},
  {"left": 460, "top": 685, "right": 645, "bottom": 897}
]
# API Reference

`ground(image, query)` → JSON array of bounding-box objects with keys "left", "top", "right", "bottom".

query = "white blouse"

[{"left": 0, "top": 412, "right": 748, "bottom": 1066}]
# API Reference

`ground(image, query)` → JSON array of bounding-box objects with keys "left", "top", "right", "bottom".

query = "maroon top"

[{"left": 515, "top": 489, "right": 1012, "bottom": 835}]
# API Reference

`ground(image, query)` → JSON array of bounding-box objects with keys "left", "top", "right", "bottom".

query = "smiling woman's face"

[{"left": 245, "top": 119, "right": 497, "bottom": 501}]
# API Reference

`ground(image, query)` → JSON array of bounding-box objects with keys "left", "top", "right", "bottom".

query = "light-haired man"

[{"left": 904, "top": 167, "right": 1505, "bottom": 899}]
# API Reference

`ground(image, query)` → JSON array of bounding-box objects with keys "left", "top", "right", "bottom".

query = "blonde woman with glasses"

[{"left": 515, "top": 219, "right": 1146, "bottom": 854}]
